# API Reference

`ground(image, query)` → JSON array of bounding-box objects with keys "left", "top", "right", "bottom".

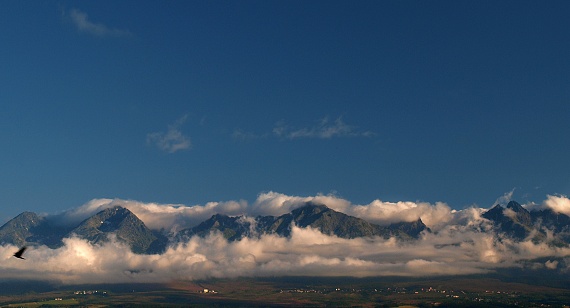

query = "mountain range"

[
  {"left": 175, "top": 202, "right": 427, "bottom": 242},
  {"left": 1, "top": 201, "right": 569, "bottom": 254},
  {"left": 482, "top": 201, "right": 570, "bottom": 245},
  {"left": 0, "top": 207, "right": 168, "bottom": 254},
  {"left": 0, "top": 202, "right": 428, "bottom": 254}
]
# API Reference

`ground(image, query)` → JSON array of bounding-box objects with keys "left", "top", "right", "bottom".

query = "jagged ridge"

[
  {"left": 482, "top": 201, "right": 570, "bottom": 245},
  {"left": 176, "top": 202, "right": 429, "bottom": 241},
  {"left": 69, "top": 206, "right": 167, "bottom": 254},
  {"left": 3, "top": 200, "right": 570, "bottom": 254},
  {"left": 0, "top": 212, "right": 69, "bottom": 248}
]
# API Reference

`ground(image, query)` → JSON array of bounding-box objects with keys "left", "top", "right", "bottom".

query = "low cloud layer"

[
  {"left": 2, "top": 193, "right": 570, "bottom": 284},
  {"left": 50, "top": 192, "right": 455, "bottom": 232}
]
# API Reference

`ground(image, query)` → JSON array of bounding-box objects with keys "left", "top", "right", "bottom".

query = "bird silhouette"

[{"left": 13, "top": 246, "right": 27, "bottom": 260}]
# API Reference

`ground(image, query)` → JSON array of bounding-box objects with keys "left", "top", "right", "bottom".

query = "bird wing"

[{"left": 14, "top": 246, "right": 27, "bottom": 259}]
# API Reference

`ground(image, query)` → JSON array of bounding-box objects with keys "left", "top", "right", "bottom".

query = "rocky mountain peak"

[
  {"left": 505, "top": 201, "right": 532, "bottom": 226},
  {"left": 292, "top": 202, "right": 329, "bottom": 215},
  {"left": 482, "top": 204, "right": 504, "bottom": 221},
  {"left": 0, "top": 211, "right": 69, "bottom": 248},
  {"left": 69, "top": 206, "right": 166, "bottom": 254},
  {"left": 4, "top": 199, "right": 570, "bottom": 255},
  {"left": 506, "top": 201, "right": 527, "bottom": 213},
  {"left": 483, "top": 200, "right": 539, "bottom": 241},
  {"left": 291, "top": 202, "right": 332, "bottom": 227},
  {"left": 0, "top": 212, "right": 44, "bottom": 247}
]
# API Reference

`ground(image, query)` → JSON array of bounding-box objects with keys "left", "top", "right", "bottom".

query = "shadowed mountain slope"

[
  {"left": 482, "top": 201, "right": 570, "bottom": 244},
  {"left": 69, "top": 206, "right": 167, "bottom": 254},
  {"left": 4, "top": 200, "right": 570, "bottom": 254},
  {"left": 0, "top": 212, "right": 68, "bottom": 248},
  {"left": 177, "top": 202, "right": 429, "bottom": 241}
]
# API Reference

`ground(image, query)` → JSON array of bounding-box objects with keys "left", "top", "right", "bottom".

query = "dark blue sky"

[{"left": 1, "top": 1, "right": 569, "bottom": 221}]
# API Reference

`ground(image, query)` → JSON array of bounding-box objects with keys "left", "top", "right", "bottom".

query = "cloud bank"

[
  {"left": 2, "top": 193, "right": 570, "bottom": 284},
  {"left": 52, "top": 192, "right": 454, "bottom": 232}
]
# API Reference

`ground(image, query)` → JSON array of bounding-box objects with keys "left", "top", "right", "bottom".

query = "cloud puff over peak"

[
  {"left": 50, "top": 192, "right": 464, "bottom": 233},
  {"left": 53, "top": 191, "right": 570, "bottom": 235},
  {"left": 523, "top": 194, "right": 570, "bottom": 217},
  {"left": 250, "top": 192, "right": 453, "bottom": 230}
]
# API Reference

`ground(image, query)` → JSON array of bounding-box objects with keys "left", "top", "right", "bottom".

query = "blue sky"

[{"left": 1, "top": 1, "right": 570, "bottom": 222}]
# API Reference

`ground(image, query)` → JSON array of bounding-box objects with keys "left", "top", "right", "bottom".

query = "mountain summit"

[
  {"left": 3, "top": 200, "right": 570, "bottom": 254},
  {"left": 0, "top": 212, "right": 68, "bottom": 248},
  {"left": 481, "top": 201, "right": 570, "bottom": 243},
  {"left": 176, "top": 202, "right": 428, "bottom": 241},
  {"left": 68, "top": 206, "right": 167, "bottom": 254}
]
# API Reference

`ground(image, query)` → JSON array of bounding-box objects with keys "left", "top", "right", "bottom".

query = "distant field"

[
  {"left": 0, "top": 276, "right": 569, "bottom": 307},
  {"left": 5, "top": 298, "right": 79, "bottom": 307}
]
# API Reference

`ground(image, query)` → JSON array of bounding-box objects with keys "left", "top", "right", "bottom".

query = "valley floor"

[{"left": 1, "top": 276, "right": 570, "bottom": 307}]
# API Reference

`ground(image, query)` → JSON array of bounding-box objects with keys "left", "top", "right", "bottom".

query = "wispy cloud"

[
  {"left": 273, "top": 116, "right": 374, "bottom": 140},
  {"left": 69, "top": 9, "right": 131, "bottom": 38},
  {"left": 147, "top": 115, "right": 191, "bottom": 153},
  {"left": 493, "top": 188, "right": 517, "bottom": 206},
  {"left": 231, "top": 129, "right": 265, "bottom": 142},
  {"left": 232, "top": 128, "right": 271, "bottom": 142},
  {"left": 235, "top": 116, "right": 374, "bottom": 142}
]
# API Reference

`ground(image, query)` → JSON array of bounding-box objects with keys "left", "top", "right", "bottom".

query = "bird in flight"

[{"left": 13, "top": 246, "right": 27, "bottom": 260}]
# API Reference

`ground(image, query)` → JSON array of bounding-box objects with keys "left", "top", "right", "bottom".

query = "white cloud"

[
  {"left": 69, "top": 9, "right": 131, "bottom": 38},
  {"left": 250, "top": 192, "right": 453, "bottom": 230},
  {"left": 545, "top": 260, "right": 559, "bottom": 270},
  {"left": 3, "top": 193, "right": 570, "bottom": 284},
  {"left": 340, "top": 200, "right": 453, "bottom": 229},
  {"left": 273, "top": 116, "right": 374, "bottom": 139},
  {"left": 55, "top": 198, "right": 247, "bottom": 233},
  {"left": 56, "top": 192, "right": 570, "bottom": 235},
  {"left": 54, "top": 192, "right": 464, "bottom": 233},
  {"left": 521, "top": 194, "right": 570, "bottom": 217},
  {"left": 542, "top": 194, "right": 570, "bottom": 216},
  {"left": 147, "top": 115, "right": 191, "bottom": 153},
  {"left": 4, "top": 223, "right": 570, "bottom": 284}
]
